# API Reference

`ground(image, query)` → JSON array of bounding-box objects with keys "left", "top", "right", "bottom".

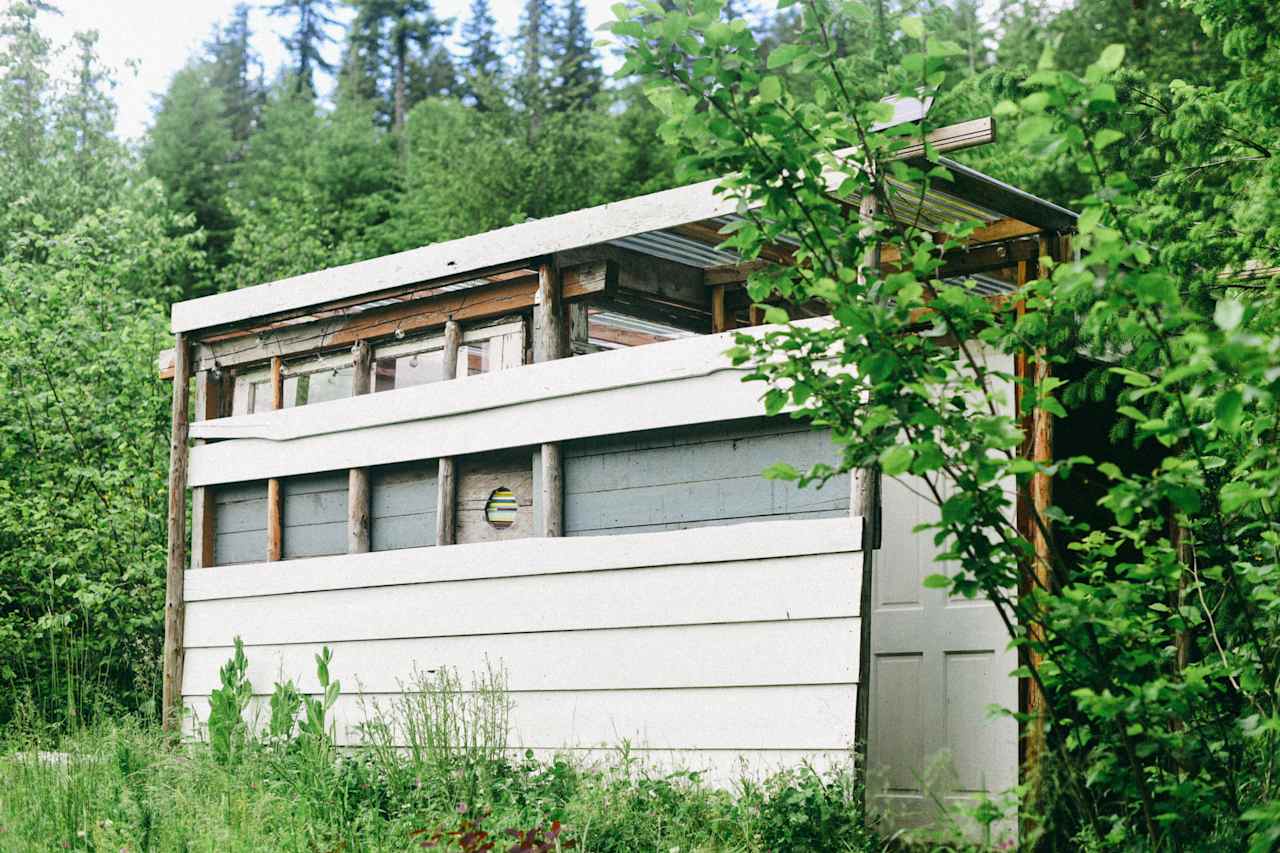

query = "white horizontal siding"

[
  {"left": 183, "top": 518, "right": 863, "bottom": 776},
  {"left": 185, "top": 319, "right": 843, "bottom": 487},
  {"left": 182, "top": 618, "right": 860, "bottom": 695},
  {"left": 185, "top": 684, "right": 857, "bottom": 751}
]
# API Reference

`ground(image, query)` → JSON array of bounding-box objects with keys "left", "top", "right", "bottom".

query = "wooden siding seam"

[{"left": 179, "top": 613, "right": 861, "bottom": 649}]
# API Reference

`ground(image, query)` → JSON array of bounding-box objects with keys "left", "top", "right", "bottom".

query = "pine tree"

[
  {"left": 264, "top": 0, "right": 339, "bottom": 95},
  {"left": 145, "top": 64, "right": 236, "bottom": 292},
  {"left": 206, "top": 4, "right": 265, "bottom": 146},
  {"left": 344, "top": 0, "right": 454, "bottom": 132},
  {"left": 549, "top": 0, "right": 601, "bottom": 111},
  {"left": 459, "top": 0, "right": 502, "bottom": 107},
  {"left": 518, "top": 0, "right": 554, "bottom": 138}
]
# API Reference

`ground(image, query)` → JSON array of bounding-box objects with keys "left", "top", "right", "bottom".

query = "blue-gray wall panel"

[{"left": 564, "top": 418, "right": 848, "bottom": 536}]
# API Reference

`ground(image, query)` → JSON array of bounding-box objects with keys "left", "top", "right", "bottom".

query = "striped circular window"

[{"left": 484, "top": 487, "right": 518, "bottom": 528}]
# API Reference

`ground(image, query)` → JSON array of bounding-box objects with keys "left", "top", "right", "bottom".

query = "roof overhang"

[{"left": 170, "top": 117, "right": 1075, "bottom": 337}]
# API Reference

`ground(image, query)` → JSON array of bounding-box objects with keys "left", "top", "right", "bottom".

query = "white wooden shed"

[{"left": 158, "top": 114, "right": 1075, "bottom": 828}]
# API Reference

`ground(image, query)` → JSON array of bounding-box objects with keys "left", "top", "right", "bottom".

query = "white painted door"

[{"left": 866, "top": 473, "right": 1018, "bottom": 829}]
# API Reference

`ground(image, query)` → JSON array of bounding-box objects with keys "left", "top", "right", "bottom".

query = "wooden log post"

[
  {"left": 162, "top": 333, "right": 192, "bottom": 735},
  {"left": 348, "top": 341, "right": 373, "bottom": 553},
  {"left": 266, "top": 356, "right": 284, "bottom": 561},
  {"left": 853, "top": 191, "right": 882, "bottom": 788},
  {"left": 436, "top": 320, "right": 462, "bottom": 546},
  {"left": 1018, "top": 235, "right": 1057, "bottom": 790},
  {"left": 711, "top": 284, "right": 730, "bottom": 333},
  {"left": 534, "top": 259, "right": 568, "bottom": 537}
]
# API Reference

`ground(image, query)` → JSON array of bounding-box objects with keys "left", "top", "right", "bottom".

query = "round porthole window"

[{"left": 484, "top": 487, "right": 518, "bottom": 528}]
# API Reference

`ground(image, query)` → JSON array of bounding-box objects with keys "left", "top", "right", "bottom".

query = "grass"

[{"left": 0, "top": 662, "right": 885, "bottom": 852}]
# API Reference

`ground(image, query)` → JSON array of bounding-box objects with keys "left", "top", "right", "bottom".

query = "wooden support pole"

[
  {"left": 1017, "top": 235, "right": 1057, "bottom": 793},
  {"left": 348, "top": 341, "right": 373, "bottom": 553},
  {"left": 711, "top": 284, "right": 730, "bottom": 333},
  {"left": 853, "top": 192, "right": 882, "bottom": 789},
  {"left": 436, "top": 320, "right": 462, "bottom": 546},
  {"left": 162, "top": 333, "right": 192, "bottom": 735},
  {"left": 534, "top": 260, "right": 567, "bottom": 537},
  {"left": 266, "top": 356, "right": 284, "bottom": 562},
  {"left": 189, "top": 370, "right": 221, "bottom": 570}
]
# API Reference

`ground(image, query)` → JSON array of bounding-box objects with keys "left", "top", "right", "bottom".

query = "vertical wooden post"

[
  {"left": 162, "top": 333, "right": 192, "bottom": 735},
  {"left": 1018, "top": 235, "right": 1056, "bottom": 788},
  {"left": 436, "top": 320, "right": 462, "bottom": 546},
  {"left": 711, "top": 284, "right": 730, "bottom": 333},
  {"left": 853, "top": 191, "right": 881, "bottom": 788},
  {"left": 348, "top": 341, "right": 373, "bottom": 553},
  {"left": 189, "top": 369, "right": 221, "bottom": 570},
  {"left": 569, "top": 303, "right": 591, "bottom": 353},
  {"left": 534, "top": 259, "right": 567, "bottom": 537},
  {"left": 266, "top": 356, "right": 284, "bottom": 562}
]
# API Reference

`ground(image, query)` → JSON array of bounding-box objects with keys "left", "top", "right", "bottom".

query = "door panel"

[{"left": 867, "top": 474, "right": 1018, "bottom": 830}]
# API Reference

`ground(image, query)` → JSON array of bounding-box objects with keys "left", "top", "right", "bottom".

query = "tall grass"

[{"left": 0, "top": 655, "right": 884, "bottom": 852}]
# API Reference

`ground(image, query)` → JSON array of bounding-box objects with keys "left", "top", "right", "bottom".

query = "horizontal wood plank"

[
  {"left": 185, "top": 684, "right": 858, "bottom": 751},
  {"left": 182, "top": 617, "right": 860, "bottom": 695},
  {"left": 184, "top": 517, "right": 861, "bottom": 599},
  {"left": 184, "top": 550, "right": 861, "bottom": 647}
]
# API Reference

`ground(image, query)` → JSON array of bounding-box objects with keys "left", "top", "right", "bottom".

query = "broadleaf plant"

[{"left": 608, "top": 0, "right": 1280, "bottom": 847}]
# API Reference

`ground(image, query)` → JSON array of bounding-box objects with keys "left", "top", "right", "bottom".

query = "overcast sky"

[{"left": 46, "top": 0, "right": 628, "bottom": 142}]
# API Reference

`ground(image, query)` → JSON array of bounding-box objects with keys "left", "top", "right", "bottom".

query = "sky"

[{"left": 45, "top": 0, "right": 628, "bottom": 142}]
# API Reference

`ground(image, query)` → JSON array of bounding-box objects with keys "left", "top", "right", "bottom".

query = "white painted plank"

[
  {"left": 184, "top": 684, "right": 858, "bottom": 751},
  {"left": 184, "top": 320, "right": 852, "bottom": 487},
  {"left": 184, "top": 550, "right": 861, "bottom": 647},
  {"left": 184, "top": 517, "right": 861, "bottom": 601},
  {"left": 181, "top": 617, "right": 860, "bottom": 695}
]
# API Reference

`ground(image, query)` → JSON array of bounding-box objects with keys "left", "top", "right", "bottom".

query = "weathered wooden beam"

[
  {"left": 534, "top": 259, "right": 568, "bottom": 537},
  {"left": 1015, "top": 234, "right": 1057, "bottom": 792},
  {"left": 266, "top": 356, "right": 284, "bottom": 562},
  {"left": 877, "top": 218, "right": 1040, "bottom": 266},
  {"left": 853, "top": 192, "right": 881, "bottom": 789},
  {"left": 539, "top": 443, "right": 564, "bottom": 537},
  {"left": 711, "top": 285, "right": 730, "bottom": 333},
  {"left": 883, "top": 235, "right": 1039, "bottom": 279},
  {"left": 163, "top": 261, "right": 615, "bottom": 378},
  {"left": 436, "top": 320, "right": 462, "bottom": 547},
  {"left": 347, "top": 341, "right": 373, "bottom": 554},
  {"left": 162, "top": 333, "right": 192, "bottom": 735}
]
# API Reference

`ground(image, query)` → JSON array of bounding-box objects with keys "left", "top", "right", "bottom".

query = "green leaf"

[
  {"left": 922, "top": 574, "right": 951, "bottom": 589},
  {"left": 1077, "top": 206, "right": 1102, "bottom": 235},
  {"left": 1215, "top": 299, "right": 1244, "bottom": 331},
  {"left": 1215, "top": 389, "right": 1244, "bottom": 434},
  {"left": 1095, "top": 43, "right": 1125, "bottom": 72},
  {"left": 1095, "top": 129, "right": 1124, "bottom": 151},
  {"left": 900, "top": 15, "right": 924, "bottom": 40},
  {"left": 1221, "top": 481, "right": 1266, "bottom": 514},
  {"left": 758, "top": 75, "right": 782, "bottom": 102},
  {"left": 766, "top": 44, "right": 804, "bottom": 69},
  {"left": 763, "top": 305, "right": 790, "bottom": 324},
  {"left": 880, "top": 444, "right": 914, "bottom": 476},
  {"left": 1017, "top": 115, "right": 1054, "bottom": 145},
  {"left": 762, "top": 462, "right": 800, "bottom": 481}
]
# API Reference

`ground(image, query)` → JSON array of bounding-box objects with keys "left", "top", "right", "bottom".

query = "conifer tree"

[
  {"left": 344, "top": 0, "right": 454, "bottom": 131},
  {"left": 207, "top": 4, "right": 265, "bottom": 146},
  {"left": 518, "top": 0, "right": 554, "bottom": 138},
  {"left": 459, "top": 0, "right": 502, "bottom": 107},
  {"left": 264, "top": 0, "right": 339, "bottom": 95},
  {"left": 145, "top": 64, "right": 236, "bottom": 293},
  {"left": 549, "top": 0, "right": 601, "bottom": 111}
]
